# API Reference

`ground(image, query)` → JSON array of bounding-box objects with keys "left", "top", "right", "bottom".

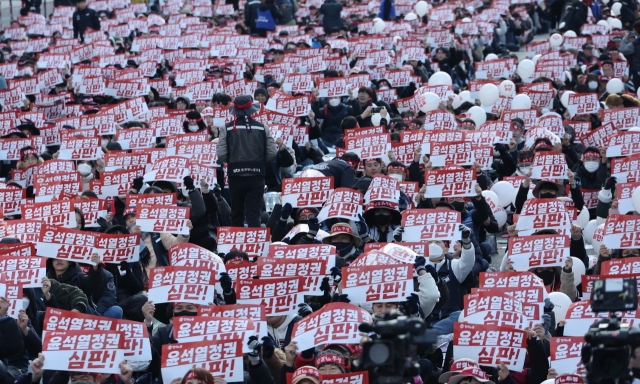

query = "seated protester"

[
  {"left": 560, "top": 125, "right": 581, "bottom": 170},
  {"left": 270, "top": 203, "right": 318, "bottom": 242},
  {"left": 514, "top": 173, "right": 584, "bottom": 215},
  {"left": 0, "top": 297, "right": 27, "bottom": 384},
  {"left": 438, "top": 358, "right": 480, "bottom": 383},
  {"left": 383, "top": 161, "right": 411, "bottom": 210},
  {"left": 315, "top": 350, "right": 348, "bottom": 374},
  {"left": 266, "top": 313, "right": 302, "bottom": 380},
  {"left": 287, "top": 366, "right": 322, "bottom": 384},
  {"left": 183, "top": 111, "right": 207, "bottom": 133},
  {"left": 572, "top": 146, "right": 609, "bottom": 191},
  {"left": 426, "top": 225, "right": 476, "bottom": 335},
  {"left": 508, "top": 118, "right": 526, "bottom": 162},
  {"left": 266, "top": 138, "right": 296, "bottom": 192},
  {"left": 15, "top": 146, "right": 43, "bottom": 169},
  {"left": 361, "top": 158, "right": 383, "bottom": 178},
  {"left": 77, "top": 160, "right": 99, "bottom": 191},
  {"left": 46, "top": 254, "right": 123, "bottom": 319},
  {"left": 74, "top": 207, "right": 85, "bottom": 231},
  {"left": 347, "top": 87, "right": 392, "bottom": 127},
  {"left": 16, "top": 355, "right": 140, "bottom": 384},
  {"left": 24, "top": 276, "right": 89, "bottom": 332},
  {"left": 321, "top": 223, "right": 362, "bottom": 264},
  {"left": 103, "top": 225, "right": 147, "bottom": 322},
  {"left": 311, "top": 93, "right": 362, "bottom": 148},
  {"left": 501, "top": 229, "right": 578, "bottom": 300},
  {"left": 490, "top": 143, "right": 517, "bottom": 180},
  {"left": 514, "top": 149, "right": 533, "bottom": 176},
  {"left": 314, "top": 152, "right": 360, "bottom": 189},
  {"left": 362, "top": 201, "right": 401, "bottom": 242}
]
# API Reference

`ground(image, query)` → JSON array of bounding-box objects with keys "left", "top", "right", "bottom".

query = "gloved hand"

[
  {"left": 132, "top": 177, "right": 144, "bottom": 192},
  {"left": 330, "top": 267, "right": 342, "bottom": 284},
  {"left": 247, "top": 336, "right": 262, "bottom": 361},
  {"left": 604, "top": 176, "right": 617, "bottom": 190},
  {"left": 406, "top": 293, "right": 420, "bottom": 316},
  {"left": 297, "top": 302, "right": 313, "bottom": 317},
  {"left": 320, "top": 277, "right": 331, "bottom": 292},
  {"left": 119, "top": 261, "right": 129, "bottom": 273},
  {"left": 393, "top": 226, "right": 404, "bottom": 242},
  {"left": 301, "top": 347, "right": 315, "bottom": 359},
  {"left": 281, "top": 203, "right": 292, "bottom": 222},
  {"left": 307, "top": 217, "right": 320, "bottom": 237},
  {"left": 97, "top": 217, "right": 109, "bottom": 231},
  {"left": 425, "top": 265, "right": 438, "bottom": 282},
  {"left": 337, "top": 294, "right": 350, "bottom": 303},
  {"left": 494, "top": 143, "right": 506, "bottom": 153},
  {"left": 544, "top": 298, "right": 555, "bottom": 312},
  {"left": 183, "top": 176, "right": 195, "bottom": 191},
  {"left": 213, "top": 185, "right": 222, "bottom": 198},
  {"left": 200, "top": 179, "right": 209, "bottom": 194},
  {"left": 219, "top": 272, "right": 233, "bottom": 294},
  {"left": 261, "top": 336, "right": 276, "bottom": 359},
  {"left": 459, "top": 224, "right": 471, "bottom": 245},
  {"left": 414, "top": 256, "right": 426, "bottom": 274}
]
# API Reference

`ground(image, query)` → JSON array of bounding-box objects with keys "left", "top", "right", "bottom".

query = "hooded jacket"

[{"left": 219, "top": 115, "right": 278, "bottom": 177}]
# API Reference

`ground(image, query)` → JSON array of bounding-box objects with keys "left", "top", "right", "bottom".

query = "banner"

[
  {"left": 464, "top": 291, "right": 529, "bottom": 328},
  {"left": 136, "top": 204, "right": 191, "bottom": 235},
  {"left": 424, "top": 168, "right": 477, "bottom": 197},
  {"left": 161, "top": 339, "right": 244, "bottom": 383},
  {"left": 290, "top": 303, "right": 372, "bottom": 351},
  {"left": 198, "top": 304, "right": 267, "bottom": 340},
  {"left": 21, "top": 200, "right": 77, "bottom": 228},
  {"left": 507, "top": 235, "right": 570, "bottom": 270},
  {"left": 172, "top": 316, "right": 255, "bottom": 351},
  {"left": 281, "top": 177, "right": 334, "bottom": 208},
  {"left": 316, "top": 188, "right": 363, "bottom": 222},
  {"left": 342, "top": 264, "right": 412, "bottom": 304},
  {"left": 147, "top": 266, "right": 217, "bottom": 304},
  {"left": 235, "top": 277, "right": 305, "bottom": 316},
  {"left": 601, "top": 257, "right": 640, "bottom": 275},
  {"left": 267, "top": 244, "right": 336, "bottom": 259},
  {"left": 43, "top": 308, "right": 152, "bottom": 360},
  {"left": 217, "top": 227, "right": 270, "bottom": 257},
  {"left": 602, "top": 214, "right": 640, "bottom": 249},
  {"left": 531, "top": 152, "right": 568, "bottom": 179},
  {"left": 453, "top": 323, "right": 527, "bottom": 371},
  {"left": 168, "top": 243, "right": 225, "bottom": 272},
  {"left": 472, "top": 287, "right": 544, "bottom": 322},
  {"left": 612, "top": 154, "right": 640, "bottom": 183},
  {"left": 42, "top": 330, "right": 126, "bottom": 374},
  {"left": 0, "top": 255, "right": 46, "bottom": 288},
  {"left": 401, "top": 209, "right": 461, "bottom": 242},
  {"left": 257, "top": 257, "right": 334, "bottom": 278}
]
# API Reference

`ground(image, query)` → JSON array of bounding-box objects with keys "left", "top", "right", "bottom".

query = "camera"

[
  {"left": 371, "top": 107, "right": 382, "bottom": 113},
  {"left": 582, "top": 278, "right": 640, "bottom": 384},
  {"left": 358, "top": 311, "right": 437, "bottom": 384}
]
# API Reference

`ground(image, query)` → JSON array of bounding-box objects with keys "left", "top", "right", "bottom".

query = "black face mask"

[
  {"left": 451, "top": 201, "right": 465, "bottom": 212},
  {"left": 298, "top": 219, "right": 308, "bottom": 224},
  {"left": 540, "top": 192, "right": 556, "bottom": 199},
  {"left": 374, "top": 214, "right": 391, "bottom": 227},
  {"left": 333, "top": 242, "right": 354, "bottom": 258},
  {"left": 537, "top": 270, "right": 555, "bottom": 286},
  {"left": 173, "top": 310, "right": 197, "bottom": 317}
]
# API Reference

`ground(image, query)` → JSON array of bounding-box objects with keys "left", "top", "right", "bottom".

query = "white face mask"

[
  {"left": 388, "top": 173, "right": 403, "bottom": 181},
  {"left": 188, "top": 125, "right": 199, "bottom": 132},
  {"left": 584, "top": 161, "right": 599, "bottom": 172},
  {"left": 78, "top": 163, "right": 92, "bottom": 176},
  {"left": 588, "top": 81, "right": 598, "bottom": 90},
  {"left": 428, "top": 243, "right": 444, "bottom": 262},
  {"left": 329, "top": 98, "right": 341, "bottom": 107},
  {"left": 519, "top": 165, "right": 531, "bottom": 174},
  {"left": 102, "top": 138, "right": 109, "bottom": 147},
  {"left": 379, "top": 86, "right": 389, "bottom": 90}
]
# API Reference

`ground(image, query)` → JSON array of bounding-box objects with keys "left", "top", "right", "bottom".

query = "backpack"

[{"left": 255, "top": 8, "right": 276, "bottom": 30}]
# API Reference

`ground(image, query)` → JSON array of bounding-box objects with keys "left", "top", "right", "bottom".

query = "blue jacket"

[
  {"left": 378, "top": 0, "right": 396, "bottom": 20},
  {"left": 319, "top": 0, "right": 343, "bottom": 33}
]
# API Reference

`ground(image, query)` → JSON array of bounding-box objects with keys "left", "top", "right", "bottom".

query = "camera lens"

[{"left": 368, "top": 342, "right": 391, "bottom": 365}]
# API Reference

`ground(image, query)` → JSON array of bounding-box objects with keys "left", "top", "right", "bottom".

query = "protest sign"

[
  {"left": 161, "top": 339, "right": 244, "bottom": 383},
  {"left": 267, "top": 244, "right": 336, "bottom": 259},
  {"left": 21, "top": 200, "right": 77, "bottom": 228},
  {"left": 136, "top": 204, "right": 190, "bottom": 235},
  {"left": 281, "top": 177, "right": 334, "bottom": 208},
  {"left": 172, "top": 316, "right": 256, "bottom": 351},
  {"left": 235, "top": 277, "right": 305, "bottom": 316},
  {"left": 531, "top": 152, "right": 568, "bottom": 179},
  {"left": 453, "top": 323, "right": 527, "bottom": 371},
  {"left": 147, "top": 266, "right": 217, "bottom": 304},
  {"left": 424, "top": 168, "right": 477, "bottom": 197},
  {"left": 0, "top": 255, "right": 46, "bottom": 288},
  {"left": 290, "top": 303, "right": 372, "bottom": 351},
  {"left": 464, "top": 291, "right": 530, "bottom": 328},
  {"left": 507, "top": 235, "right": 570, "bottom": 270},
  {"left": 602, "top": 214, "right": 640, "bottom": 249},
  {"left": 342, "top": 264, "right": 413, "bottom": 303},
  {"left": 550, "top": 337, "right": 586, "bottom": 375},
  {"left": 42, "top": 330, "right": 126, "bottom": 374},
  {"left": 316, "top": 188, "right": 363, "bottom": 222},
  {"left": 198, "top": 304, "right": 267, "bottom": 340},
  {"left": 217, "top": 227, "right": 270, "bottom": 257},
  {"left": 401, "top": 209, "right": 461, "bottom": 242}
]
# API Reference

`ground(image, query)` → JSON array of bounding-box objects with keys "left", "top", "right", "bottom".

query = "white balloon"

[
  {"left": 629, "top": 127, "right": 640, "bottom": 132},
  {"left": 462, "top": 17, "right": 472, "bottom": 22},
  {"left": 428, "top": 71, "right": 452, "bottom": 86},
  {"left": 467, "top": 106, "right": 487, "bottom": 127},
  {"left": 451, "top": 94, "right": 463, "bottom": 109},
  {"left": 491, "top": 181, "right": 516, "bottom": 207},
  {"left": 494, "top": 207, "right": 507, "bottom": 227},
  {"left": 541, "top": 380, "right": 555, "bottom": 384},
  {"left": 414, "top": 0, "right": 428, "bottom": 16},
  {"left": 591, "top": 223, "right": 605, "bottom": 254},
  {"left": 563, "top": 30, "right": 577, "bottom": 38},
  {"left": 575, "top": 208, "right": 590, "bottom": 228},
  {"left": 479, "top": 84, "right": 500, "bottom": 106},
  {"left": 458, "top": 310, "right": 465, "bottom": 322},
  {"left": 517, "top": 59, "right": 535, "bottom": 79},
  {"left": 597, "top": 19, "right": 610, "bottom": 32},
  {"left": 404, "top": 12, "right": 418, "bottom": 20},
  {"left": 419, "top": 92, "right": 440, "bottom": 113},
  {"left": 459, "top": 90, "right": 472, "bottom": 102},
  {"left": 610, "top": 18, "right": 622, "bottom": 30},
  {"left": 374, "top": 19, "right": 386, "bottom": 33},
  {"left": 548, "top": 291, "right": 573, "bottom": 323},
  {"left": 612, "top": 2, "right": 622, "bottom": 16},
  {"left": 371, "top": 113, "right": 382, "bottom": 126},
  {"left": 632, "top": 186, "right": 640, "bottom": 213},
  {"left": 485, "top": 53, "right": 499, "bottom": 61},
  {"left": 571, "top": 257, "right": 586, "bottom": 286},
  {"left": 481, "top": 190, "right": 499, "bottom": 206},
  {"left": 499, "top": 80, "right": 516, "bottom": 97},
  {"left": 549, "top": 33, "right": 564, "bottom": 47},
  {"left": 532, "top": 54, "right": 541, "bottom": 63},
  {"left": 511, "top": 94, "right": 531, "bottom": 110},
  {"left": 373, "top": 17, "right": 382, "bottom": 23},
  {"left": 607, "top": 78, "right": 624, "bottom": 94},
  {"left": 561, "top": 91, "right": 575, "bottom": 108},
  {"left": 583, "top": 219, "right": 598, "bottom": 244}
]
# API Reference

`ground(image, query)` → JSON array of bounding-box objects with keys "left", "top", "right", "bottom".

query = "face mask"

[
  {"left": 516, "top": 136, "right": 524, "bottom": 144},
  {"left": 518, "top": 165, "right": 531, "bottom": 174},
  {"left": 188, "top": 125, "right": 199, "bottom": 132},
  {"left": 329, "top": 98, "right": 341, "bottom": 107},
  {"left": 537, "top": 270, "right": 555, "bottom": 286},
  {"left": 78, "top": 163, "right": 92, "bottom": 176},
  {"left": 173, "top": 310, "right": 197, "bottom": 317},
  {"left": 540, "top": 192, "right": 556, "bottom": 199},
  {"left": 428, "top": 243, "right": 444, "bottom": 262},
  {"left": 333, "top": 242, "right": 354, "bottom": 257},
  {"left": 298, "top": 219, "right": 308, "bottom": 224},
  {"left": 118, "top": 194, "right": 126, "bottom": 199},
  {"left": 102, "top": 138, "right": 109, "bottom": 147},
  {"left": 374, "top": 214, "right": 391, "bottom": 226},
  {"left": 379, "top": 86, "right": 389, "bottom": 90},
  {"left": 388, "top": 173, "right": 403, "bottom": 181},
  {"left": 451, "top": 201, "right": 465, "bottom": 212},
  {"left": 588, "top": 81, "right": 598, "bottom": 90},
  {"left": 584, "top": 161, "right": 599, "bottom": 173}
]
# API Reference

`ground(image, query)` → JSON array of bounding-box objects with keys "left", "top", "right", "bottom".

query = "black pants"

[{"left": 228, "top": 175, "right": 265, "bottom": 228}]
